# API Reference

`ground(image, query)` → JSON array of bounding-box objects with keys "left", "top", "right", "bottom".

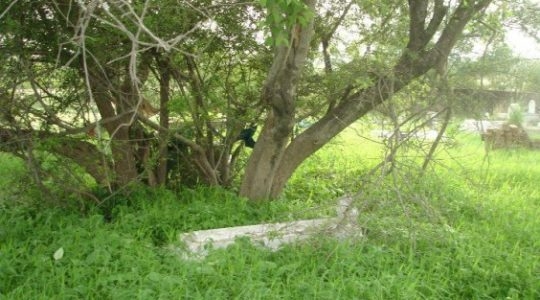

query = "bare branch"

[{"left": 0, "top": 0, "right": 20, "bottom": 20}]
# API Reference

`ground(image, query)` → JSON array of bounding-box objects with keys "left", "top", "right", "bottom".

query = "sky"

[
  {"left": 507, "top": 28, "right": 540, "bottom": 59},
  {"left": 506, "top": 0, "right": 540, "bottom": 59}
]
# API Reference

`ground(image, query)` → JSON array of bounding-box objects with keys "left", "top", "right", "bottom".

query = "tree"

[
  {"left": 2, "top": 0, "right": 534, "bottom": 203},
  {"left": 240, "top": 0, "right": 495, "bottom": 200},
  {"left": 0, "top": 0, "right": 268, "bottom": 193}
]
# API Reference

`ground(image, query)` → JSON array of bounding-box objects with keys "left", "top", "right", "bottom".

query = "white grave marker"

[
  {"left": 528, "top": 99, "right": 536, "bottom": 114},
  {"left": 175, "top": 197, "right": 362, "bottom": 259}
]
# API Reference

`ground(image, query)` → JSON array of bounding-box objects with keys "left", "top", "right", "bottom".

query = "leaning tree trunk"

[{"left": 241, "top": 0, "right": 493, "bottom": 201}]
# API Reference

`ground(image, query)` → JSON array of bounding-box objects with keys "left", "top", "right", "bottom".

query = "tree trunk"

[
  {"left": 156, "top": 54, "right": 171, "bottom": 186},
  {"left": 239, "top": 0, "right": 316, "bottom": 201},
  {"left": 88, "top": 70, "right": 140, "bottom": 187}
]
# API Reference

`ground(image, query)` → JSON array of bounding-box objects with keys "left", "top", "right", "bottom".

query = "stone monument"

[{"left": 528, "top": 99, "right": 536, "bottom": 114}]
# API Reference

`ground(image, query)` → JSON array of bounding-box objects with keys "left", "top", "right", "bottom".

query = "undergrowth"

[{"left": 1, "top": 129, "right": 539, "bottom": 299}]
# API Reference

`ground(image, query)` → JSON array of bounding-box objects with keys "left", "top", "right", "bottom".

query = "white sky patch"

[
  {"left": 505, "top": 0, "right": 540, "bottom": 59},
  {"left": 506, "top": 28, "right": 540, "bottom": 59}
]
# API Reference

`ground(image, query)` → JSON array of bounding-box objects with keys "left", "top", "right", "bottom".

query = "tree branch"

[{"left": 0, "top": 128, "right": 111, "bottom": 185}]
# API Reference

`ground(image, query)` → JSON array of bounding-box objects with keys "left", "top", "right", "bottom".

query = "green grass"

[
  {"left": 0, "top": 153, "right": 30, "bottom": 206},
  {"left": 1, "top": 127, "right": 539, "bottom": 299}
]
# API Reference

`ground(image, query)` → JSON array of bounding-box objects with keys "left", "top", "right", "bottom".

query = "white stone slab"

[{"left": 175, "top": 197, "right": 361, "bottom": 258}]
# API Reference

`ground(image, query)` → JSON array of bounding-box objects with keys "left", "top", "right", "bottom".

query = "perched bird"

[{"left": 236, "top": 126, "right": 257, "bottom": 148}]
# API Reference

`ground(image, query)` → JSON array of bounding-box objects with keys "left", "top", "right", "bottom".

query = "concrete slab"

[{"left": 174, "top": 197, "right": 361, "bottom": 258}]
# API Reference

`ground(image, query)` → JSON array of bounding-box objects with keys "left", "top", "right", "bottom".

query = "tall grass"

[
  {"left": 0, "top": 153, "right": 31, "bottom": 206},
  {"left": 1, "top": 126, "right": 539, "bottom": 299}
]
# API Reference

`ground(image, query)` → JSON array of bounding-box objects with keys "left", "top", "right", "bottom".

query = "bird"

[{"left": 236, "top": 126, "right": 257, "bottom": 148}]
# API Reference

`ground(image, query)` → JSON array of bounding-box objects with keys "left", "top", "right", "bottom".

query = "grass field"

[{"left": 1, "top": 125, "right": 539, "bottom": 299}]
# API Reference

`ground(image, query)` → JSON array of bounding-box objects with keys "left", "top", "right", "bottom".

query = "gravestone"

[
  {"left": 508, "top": 103, "right": 521, "bottom": 116},
  {"left": 528, "top": 100, "right": 536, "bottom": 114},
  {"left": 175, "top": 197, "right": 362, "bottom": 259}
]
